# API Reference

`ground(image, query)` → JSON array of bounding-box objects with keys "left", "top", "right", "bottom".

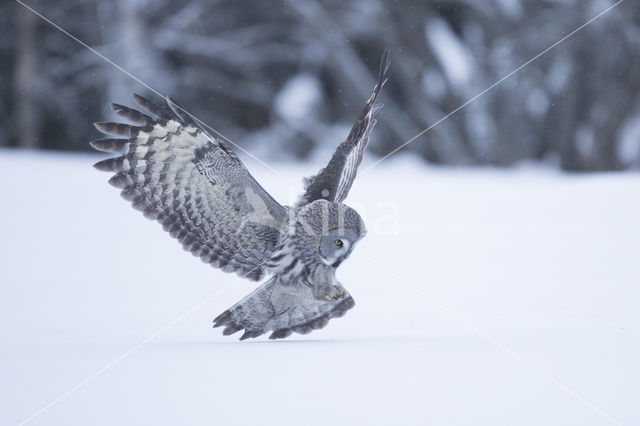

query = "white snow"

[
  {"left": 425, "top": 19, "right": 474, "bottom": 91},
  {"left": 575, "top": 124, "right": 596, "bottom": 158},
  {"left": 421, "top": 67, "right": 447, "bottom": 100},
  {"left": 494, "top": 0, "right": 523, "bottom": 20},
  {"left": 1, "top": 150, "right": 638, "bottom": 426},
  {"left": 275, "top": 73, "right": 322, "bottom": 124},
  {"left": 618, "top": 105, "right": 640, "bottom": 167},
  {"left": 547, "top": 55, "right": 573, "bottom": 95},
  {"left": 525, "top": 87, "right": 550, "bottom": 118}
]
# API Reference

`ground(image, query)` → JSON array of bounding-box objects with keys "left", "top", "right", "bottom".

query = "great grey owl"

[{"left": 91, "top": 51, "right": 390, "bottom": 340}]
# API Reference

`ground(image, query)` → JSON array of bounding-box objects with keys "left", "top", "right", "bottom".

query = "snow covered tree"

[{"left": 2, "top": 0, "right": 639, "bottom": 171}]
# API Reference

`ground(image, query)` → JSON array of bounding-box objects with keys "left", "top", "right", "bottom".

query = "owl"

[{"left": 91, "top": 51, "right": 390, "bottom": 340}]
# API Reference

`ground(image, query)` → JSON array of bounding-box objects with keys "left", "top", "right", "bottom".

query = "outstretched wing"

[
  {"left": 91, "top": 95, "right": 287, "bottom": 281},
  {"left": 297, "top": 50, "right": 390, "bottom": 206},
  {"left": 213, "top": 275, "right": 355, "bottom": 340}
]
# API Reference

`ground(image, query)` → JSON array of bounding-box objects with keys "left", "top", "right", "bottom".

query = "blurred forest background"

[{"left": 2, "top": 0, "right": 640, "bottom": 171}]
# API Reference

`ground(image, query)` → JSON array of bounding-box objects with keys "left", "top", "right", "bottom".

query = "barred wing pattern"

[
  {"left": 298, "top": 49, "right": 390, "bottom": 206},
  {"left": 213, "top": 275, "right": 355, "bottom": 340},
  {"left": 91, "top": 95, "right": 287, "bottom": 281}
]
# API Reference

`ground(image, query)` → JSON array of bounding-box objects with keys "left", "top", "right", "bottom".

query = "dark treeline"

[{"left": 2, "top": 0, "right": 640, "bottom": 171}]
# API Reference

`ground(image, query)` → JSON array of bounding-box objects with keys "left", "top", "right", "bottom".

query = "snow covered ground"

[{"left": 1, "top": 150, "right": 638, "bottom": 426}]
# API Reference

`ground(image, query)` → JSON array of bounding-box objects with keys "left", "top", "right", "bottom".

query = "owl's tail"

[{"left": 213, "top": 276, "right": 354, "bottom": 340}]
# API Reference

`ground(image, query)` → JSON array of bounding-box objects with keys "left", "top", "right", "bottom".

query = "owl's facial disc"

[{"left": 318, "top": 228, "right": 360, "bottom": 268}]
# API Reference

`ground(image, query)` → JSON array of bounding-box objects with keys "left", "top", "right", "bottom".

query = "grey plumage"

[
  {"left": 92, "top": 50, "right": 389, "bottom": 339},
  {"left": 297, "top": 49, "right": 390, "bottom": 206},
  {"left": 92, "top": 98, "right": 287, "bottom": 281}
]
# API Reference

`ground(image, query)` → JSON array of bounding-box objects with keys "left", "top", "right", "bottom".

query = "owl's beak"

[{"left": 331, "top": 256, "right": 345, "bottom": 268}]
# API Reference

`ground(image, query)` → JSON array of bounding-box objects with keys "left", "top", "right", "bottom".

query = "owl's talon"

[{"left": 318, "top": 284, "right": 346, "bottom": 301}]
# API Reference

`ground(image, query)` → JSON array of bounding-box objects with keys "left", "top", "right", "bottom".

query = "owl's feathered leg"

[{"left": 213, "top": 274, "right": 354, "bottom": 340}]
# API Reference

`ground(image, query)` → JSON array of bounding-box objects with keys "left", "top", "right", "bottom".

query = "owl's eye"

[{"left": 334, "top": 239, "right": 343, "bottom": 247}]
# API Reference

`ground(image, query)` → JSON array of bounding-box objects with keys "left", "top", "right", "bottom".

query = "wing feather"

[
  {"left": 92, "top": 94, "right": 287, "bottom": 281},
  {"left": 297, "top": 49, "right": 390, "bottom": 206},
  {"left": 213, "top": 275, "right": 355, "bottom": 340}
]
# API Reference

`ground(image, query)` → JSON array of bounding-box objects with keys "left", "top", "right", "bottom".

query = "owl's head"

[{"left": 294, "top": 199, "right": 366, "bottom": 268}]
